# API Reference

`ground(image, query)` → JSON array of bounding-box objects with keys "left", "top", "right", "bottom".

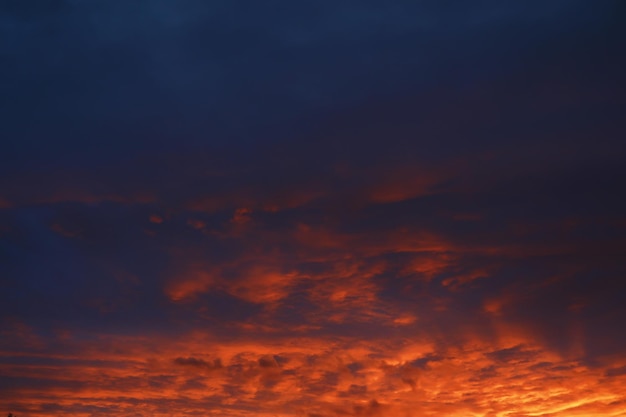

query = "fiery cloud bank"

[{"left": 1, "top": 1, "right": 625, "bottom": 416}]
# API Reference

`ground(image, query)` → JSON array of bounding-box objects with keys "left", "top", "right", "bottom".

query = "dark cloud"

[
  {"left": 174, "top": 356, "right": 223, "bottom": 370},
  {"left": 486, "top": 345, "right": 537, "bottom": 363}
]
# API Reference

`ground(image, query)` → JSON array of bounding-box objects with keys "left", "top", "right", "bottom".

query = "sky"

[{"left": 1, "top": 1, "right": 626, "bottom": 416}]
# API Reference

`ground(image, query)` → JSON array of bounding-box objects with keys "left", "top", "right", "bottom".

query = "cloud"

[
  {"left": 174, "top": 356, "right": 223, "bottom": 370},
  {"left": 1, "top": 1, "right": 625, "bottom": 416},
  {"left": 605, "top": 366, "right": 626, "bottom": 378},
  {"left": 2, "top": 323, "right": 626, "bottom": 417}
]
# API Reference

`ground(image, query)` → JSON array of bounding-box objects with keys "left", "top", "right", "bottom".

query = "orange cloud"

[
  {"left": 3, "top": 146, "right": 624, "bottom": 417},
  {"left": 149, "top": 214, "right": 164, "bottom": 224},
  {"left": 8, "top": 330, "right": 626, "bottom": 417},
  {"left": 2, "top": 322, "right": 626, "bottom": 417},
  {"left": 166, "top": 269, "right": 216, "bottom": 301}
]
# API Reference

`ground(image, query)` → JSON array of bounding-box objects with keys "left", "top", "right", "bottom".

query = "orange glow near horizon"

[
  {"left": 2, "top": 165, "right": 626, "bottom": 415},
  {"left": 2, "top": 327, "right": 626, "bottom": 417},
  {"left": 2, "top": 189, "right": 626, "bottom": 416}
]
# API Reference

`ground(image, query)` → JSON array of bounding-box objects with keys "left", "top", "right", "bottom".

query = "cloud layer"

[{"left": 1, "top": 1, "right": 625, "bottom": 416}]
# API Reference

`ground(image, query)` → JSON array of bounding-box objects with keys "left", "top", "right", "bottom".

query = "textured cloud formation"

[
  {"left": 1, "top": 1, "right": 626, "bottom": 416},
  {"left": 2, "top": 329, "right": 626, "bottom": 416},
  {"left": 2, "top": 138, "right": 625, "bottom": 416}
]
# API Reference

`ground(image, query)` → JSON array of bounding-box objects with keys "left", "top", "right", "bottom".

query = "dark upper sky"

[{"left": 1, "top": 1, "right": 626, "bottom": 416}]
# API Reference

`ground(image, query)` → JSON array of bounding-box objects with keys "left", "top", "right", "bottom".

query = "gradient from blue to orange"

[{"left": 1, "top": 1, "right": 626, "bottom": 416}]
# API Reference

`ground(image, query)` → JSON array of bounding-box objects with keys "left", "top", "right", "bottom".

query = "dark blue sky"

[{"left": 2, "top": 1, "right": 623, "bottom": 165}]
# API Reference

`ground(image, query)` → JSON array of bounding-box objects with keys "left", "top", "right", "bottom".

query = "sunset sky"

[{"left": 1, "top": 1, "right": 626, "bottom": 416}]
